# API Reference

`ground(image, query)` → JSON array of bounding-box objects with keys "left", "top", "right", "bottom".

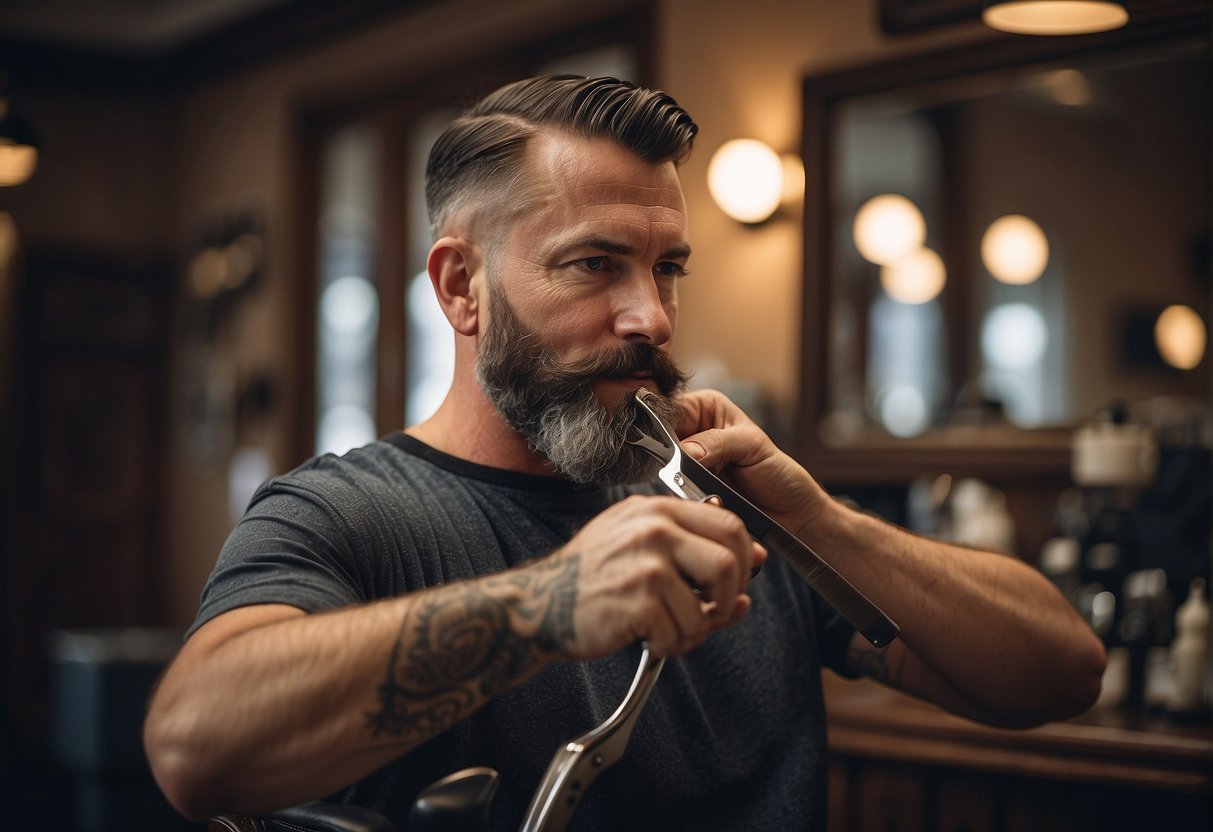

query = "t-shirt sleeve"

[{"left": 187, "top": 477, "right": 369, "bottom": 638}]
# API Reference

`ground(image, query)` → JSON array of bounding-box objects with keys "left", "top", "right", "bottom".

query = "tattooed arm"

[{"left": 144, "top": 495, "right": 759, "bottom": 819}]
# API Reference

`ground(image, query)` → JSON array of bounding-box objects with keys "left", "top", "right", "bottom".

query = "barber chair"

[{"left": 208, "top": 767, "right": 499, "bottom": 832}]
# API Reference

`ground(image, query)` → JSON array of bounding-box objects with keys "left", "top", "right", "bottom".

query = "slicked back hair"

[{"left": 424, "top": 75, "right": 699, "bottom": 242}]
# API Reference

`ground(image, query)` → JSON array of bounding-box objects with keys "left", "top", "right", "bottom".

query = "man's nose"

[{"left": 612, "top": 272, "right": 673, "bottom": 345}]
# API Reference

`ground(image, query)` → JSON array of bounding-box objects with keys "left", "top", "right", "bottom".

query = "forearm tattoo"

[{"left": 365, "top": 554, "right": 581, "bottom": 741}]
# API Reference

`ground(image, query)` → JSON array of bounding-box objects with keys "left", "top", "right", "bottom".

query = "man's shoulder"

[{"left": 251, "top": 437, "right": 442, "bottom": 508}]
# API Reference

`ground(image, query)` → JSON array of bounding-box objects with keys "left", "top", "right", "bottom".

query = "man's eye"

[
  {"left": 583, "top": 256, "right": 608, "bottom": 272},
  {"left": 656, "top": 262, "right": 689, "bottom": 278}
]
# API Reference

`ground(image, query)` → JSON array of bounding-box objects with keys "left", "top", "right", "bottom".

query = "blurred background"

[{"left": 0, "top": 1, "right": 1208, "bottom": 829}]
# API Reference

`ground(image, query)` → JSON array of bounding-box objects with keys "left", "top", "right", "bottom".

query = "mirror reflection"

[{"left": 822, "top": 36, "right": 1209, "bottom": 444}]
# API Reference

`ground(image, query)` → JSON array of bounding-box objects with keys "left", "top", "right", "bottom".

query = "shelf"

[{"left": 824, "top": 675, "right": 1212, "bottom": 793}]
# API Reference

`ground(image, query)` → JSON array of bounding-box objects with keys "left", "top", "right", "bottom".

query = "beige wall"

[
  {"left": 156, "top": 0, "right": 993, "bottom": 624},
  {"left": 662, "top": 0, "right": 988, "bottom": 410}
]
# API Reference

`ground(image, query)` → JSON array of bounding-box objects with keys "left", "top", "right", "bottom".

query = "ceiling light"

[{"left": 983, "top": 1, "right": 1129, "bottom": 36}]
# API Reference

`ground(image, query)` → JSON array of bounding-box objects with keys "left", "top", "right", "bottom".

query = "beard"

[{"left": 474, "top": 280, "right": 689, "bottom": 485}]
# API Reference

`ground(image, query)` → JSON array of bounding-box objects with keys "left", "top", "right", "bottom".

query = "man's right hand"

[{"left": 539, "top": 494, "right": 766, "bottom": 659}]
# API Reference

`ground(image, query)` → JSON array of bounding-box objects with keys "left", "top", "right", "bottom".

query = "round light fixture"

[
  {"left": 1154, "top": 304, "right": 1206, "bottom": 370},
  {"left": 983, "top": 1, "right": 1129, "bottom": 36},
  {"left": 981, "top": 214, "right": 1049, "bottom": 285},
  {"left": 880, "top": 247, "right": 947, "bottom": 304},
  {"left": 707, "top": 139, "right": 784, "bottom": 224}
]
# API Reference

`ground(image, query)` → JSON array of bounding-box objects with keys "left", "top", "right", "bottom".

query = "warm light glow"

[
  {"left": 0, "top": 142, "right": 37, "bottom": 186},
  {"left": 188, "top": 247, "right": 227, "bottom": 298},
  {"left": 880, "top": 247, "right": 947, "bottom": 304},
  {"left": 1042, "top": 68, "right": 1092, "bottom": 106},
  {"left": 781, "top": 154, "right": 806, "bottom": 206},
  {"left": 1154, "top": 304, "right": 1206, "bottom": 370},
  {"left": 983, "top": 1, "right": 1128, "bottom": 36},
  {"left": 707, "top": 139, "right": 784, "bottom": 224},
  {"left": 853, "top": 194, "right": 926, "bottom": 266},
  {"left": 981, "top": 214, "right": 1049, "bottom": 285}
]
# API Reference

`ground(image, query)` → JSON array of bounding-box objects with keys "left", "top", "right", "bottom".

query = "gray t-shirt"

[{"left": 193, "top": 434, "right": 855, "bottom": 830}]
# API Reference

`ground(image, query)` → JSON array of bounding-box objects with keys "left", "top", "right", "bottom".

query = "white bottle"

[{"left": 1168, "top": 578, "right": 1209, "bottom": 713}]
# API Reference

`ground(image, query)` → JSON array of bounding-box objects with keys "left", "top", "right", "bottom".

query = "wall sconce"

[
  {"left": 707, "top": 139, "right": 803, "bottom": 225},
  {"left": 0, "top": 92, "right": 39, "bottom": 187},
  {"left": 982, "top": 1, "right": 1129, "bottom": 35}
]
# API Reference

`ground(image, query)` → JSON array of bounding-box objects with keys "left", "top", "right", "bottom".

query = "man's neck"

[{"left": 404, "top": 378, "right": 562, "bottom": 478}]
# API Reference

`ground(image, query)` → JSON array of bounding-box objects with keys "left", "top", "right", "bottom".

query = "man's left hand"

[{"left": 674, "top": 390, "right": 830, "bottom": 538}]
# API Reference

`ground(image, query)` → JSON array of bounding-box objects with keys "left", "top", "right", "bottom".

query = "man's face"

[{"left": 474, "top": 133, "right": 692, "bottom": 484}]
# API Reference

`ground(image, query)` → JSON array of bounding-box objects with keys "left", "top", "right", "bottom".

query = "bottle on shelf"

[{"left": 1168, "top": 577, "right": 1210, "bottom": 717}]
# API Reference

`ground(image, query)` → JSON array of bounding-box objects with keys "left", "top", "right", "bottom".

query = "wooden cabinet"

[{"left": 825, "top": 676, "right": 1211, "bottom": 832}]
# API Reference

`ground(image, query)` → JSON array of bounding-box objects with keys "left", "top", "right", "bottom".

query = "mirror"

[{"left": 800, "top": 15, "right": 1210, "bottom": 482}]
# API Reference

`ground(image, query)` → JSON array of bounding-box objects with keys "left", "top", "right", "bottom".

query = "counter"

[{"left": 823, "top": 675, "right": 1211, "bottom": 832}]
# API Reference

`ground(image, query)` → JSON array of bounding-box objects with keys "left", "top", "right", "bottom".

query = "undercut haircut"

[{"left": 424, "top": 75, "right": 699, "bottom": 241}]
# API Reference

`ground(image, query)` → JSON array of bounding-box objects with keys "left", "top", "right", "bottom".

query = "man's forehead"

[
  {"left": 570, "top": 180, "right": 685, "bottom": 210},
  {"left": 529, "top": 132, "right": 684, "bottom": 201}
]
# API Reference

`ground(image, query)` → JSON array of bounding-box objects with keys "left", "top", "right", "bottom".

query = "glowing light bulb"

[
  {"left": 853, "top": 195, "right": 926, "bottom": 265},
  {"left": 983, "top": 1, "right": 1129, "bottom": 36},
  {"left": 880, "top": 247, "right": 946, "bottom": 304},
  {"left": 1155, "top": 304, "right": 1206, "bottom": 370},
  {"left": 707, "top": 139, "right": 784, "bottom": 224},
  {"left": 982, "top": 215, "right": 1049, "bottom": 285}
]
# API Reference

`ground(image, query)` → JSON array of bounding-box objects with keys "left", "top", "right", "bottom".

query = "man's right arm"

[
  {"left": 144, "top": 494, "right": 758, "bottom": 820},
  {"left": 143, "top": 554, "right": 574, "bottom": 819}
]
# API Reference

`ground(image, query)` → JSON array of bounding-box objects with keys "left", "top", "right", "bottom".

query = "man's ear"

[{"left": 427, "top": 237, "right": 481, "bottom": 336}]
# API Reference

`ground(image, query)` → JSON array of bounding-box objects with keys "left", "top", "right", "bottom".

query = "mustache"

[{"left": 538, "top": 343, "right": 690, "bottom": 396}]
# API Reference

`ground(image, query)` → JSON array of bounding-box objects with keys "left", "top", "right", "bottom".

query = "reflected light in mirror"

[
  {"left": 322, "top": 274, "right": 379, "bottom": 336},
  {"left": 981, "top": 214, "right": 1049, "bottom": 285},
  {"left": 878, "top": 383, "right": 930, "bottom": 437},
  {"left": 1042, "top": 68, "right": 1092, "bottom": 106},
  {"left": 982, "top": 1, "right": 1129, "bottom": 36},
  {"left": 707, "top": 139, "right": 784, "bottom": 223},
  {"left": 318, "top": 403, "right": 376, "bottom": 457},
  {"left": 880, "top": 247, "right": 947, "bottom": 304},
  {"left": 853, "top": 194, "right": 926, "bottom": 265},
  {"left": 982, "top": 302, "right": 1048, "bottom": 369},
  {"left": 188, "top": 247, "right": 227, "bottom": 298},
  {"left": 1154, "top": 304, "right": 1207, "bottom": 370}
]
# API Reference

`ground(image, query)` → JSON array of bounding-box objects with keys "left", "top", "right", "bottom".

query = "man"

[{"left": 144, "top": 76, "right": 1105, "bottom": 830}]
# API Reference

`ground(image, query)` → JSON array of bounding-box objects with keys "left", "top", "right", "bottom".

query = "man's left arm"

[{"left": 676, "top": 389, "right": 1106, "bottom": 729}]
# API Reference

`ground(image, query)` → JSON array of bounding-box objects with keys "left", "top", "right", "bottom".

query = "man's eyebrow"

[{"left": 569, "top": 237, "right": 692, "bottom": 260}]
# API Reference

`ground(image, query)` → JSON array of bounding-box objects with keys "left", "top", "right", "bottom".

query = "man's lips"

[{"left": 592, "top": 375, "right": 658, "bottom": 400}]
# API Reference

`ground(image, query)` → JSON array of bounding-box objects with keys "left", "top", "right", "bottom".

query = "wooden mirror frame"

[{"left": 797, "top": 7, "right": 1210, "bottom": 487}]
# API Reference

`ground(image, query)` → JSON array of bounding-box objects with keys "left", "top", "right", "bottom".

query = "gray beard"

[{"left": 474, "top": 282, "right": 687, "bottom": 486}]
